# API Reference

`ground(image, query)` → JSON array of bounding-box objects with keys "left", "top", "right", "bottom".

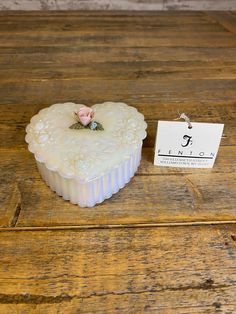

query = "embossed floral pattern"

[{"left": 25, "top": 102, "right": 147, "bottom": 181}]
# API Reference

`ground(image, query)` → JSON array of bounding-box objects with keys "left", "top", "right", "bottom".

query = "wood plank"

[
  {"left": 0, "top": 146, "right": 234, "bottom": 228},
  {"left": 1, "top": 77, "right": 236, "bottom": 107},
  {"left": 2, "top": 32, "right": 236, "bottom": 48},
  {"left": 14, "top": 172, "right": 236, "bottom": 227},
  {"left": 0, "top": 225, "right": 235, "bottom": 313},
  {"left": 0, "top": 11, "right": 209, "bottom": 17},
  {"left": 0, "top": 12, "right": 212, "bottom": 27},
  {"left": 2, "top": 146, "right": 236, "bottom": 177},
  {"left": 2, "top": 47, "right": 236, "bottom": 66},
  {"left": 207, "top": 11, "right": 236, "bottom": 35},
  {"left": 0, "top": 182, "right": 21, "bottom": 228},
  {"left": 0, "top": 103, "right": 235, "bottom": 150},
  {"left": 2, "top": 61, "right": 236, "bottom": 82},
  {"left": 1, "top": 101, "right": 236, "bottom": 124},
  {"left": 0, "top": 11, "right": 224, "bottom": 39},
  {"left": 0, "top": 12, "right": 217, "bottom": 36},
  {"left": 0, "top": 13, "right": 223, "bottom": 33},
  {"left": 0, "top": 22, "right": 225, "bottom": 34}
]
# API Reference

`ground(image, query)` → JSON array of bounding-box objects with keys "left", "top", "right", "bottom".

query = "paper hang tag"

[{"left": 154, "top": 121, "right": 224, "bottom": 168}]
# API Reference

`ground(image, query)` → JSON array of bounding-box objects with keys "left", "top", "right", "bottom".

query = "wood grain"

[
  {"left": 2, "top": 61, "right": 236, "bottom": 82},
  {"left": 207, "top": 11, "right": 236, "bottom": 35},
  {"left": 0, "top": 12, "right": 236, "bottom": 228},
  {"left": 0, "top": 11, "right": 236, "bottom": 313},
  {"left": 1, "top": 27, "right": 236, "bottom": 47},
  {"left": 0, "top": 11, "right": 236, "bottom": 110},
  {"left": 0, "top": 103, "right": 235, "bottom": 151},
  {"left": 14, "top": 172, "right": 236, "bottom": 227},
  {"left": 0, "top": 12, "right": 219, "bottom": 33},
  {"left": 0, "top": 182, "right": 21, "bottom": 228},
  {"left": 0, "top": 225, "right": 235, "bottom": 313},
  {"left": 0, "top": 146, "right": 235, "bottom": 228}
]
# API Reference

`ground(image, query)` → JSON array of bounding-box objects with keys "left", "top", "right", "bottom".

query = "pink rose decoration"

[{"left": 75, "top": 106, "right": 95, "bottom": 126}]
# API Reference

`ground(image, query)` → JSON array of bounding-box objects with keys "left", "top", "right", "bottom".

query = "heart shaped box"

[{"left": 25, "top": 102, "right": 147, "bottom": 207}]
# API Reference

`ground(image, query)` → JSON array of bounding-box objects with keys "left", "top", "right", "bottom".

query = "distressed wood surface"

[
  {"left": 1, "top": 147, "right": 236, "bottom": 228},
  {"left": 207, "top": 11, "right": 236, "bottom": 35},
  {"left": 1, "top": 103, "right": 236, "bottom": 151},
  {"left": 0, "top": 11, "right": 236, "bottom": 227},
  {"left": 1, "top": 11, "right": 236, "bottom": 313},
  {"left": 0, "top": 225, "right": 235, "bottom": 313}
]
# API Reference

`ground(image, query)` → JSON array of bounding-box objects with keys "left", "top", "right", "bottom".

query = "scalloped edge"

[{"left": 25, "top": 101, "right": 147, "bottom": 182}]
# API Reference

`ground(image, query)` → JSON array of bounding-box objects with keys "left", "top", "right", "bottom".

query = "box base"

[{"left": 36, "top": 145, "right": 142, "bottom": 207}]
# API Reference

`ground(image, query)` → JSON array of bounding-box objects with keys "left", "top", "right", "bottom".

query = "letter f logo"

[{"left": 181, "top": 135, "right": 193, "bottom": 147}]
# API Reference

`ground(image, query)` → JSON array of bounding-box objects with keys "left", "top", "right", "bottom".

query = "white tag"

[{"left": 154, "top": 121, "right": 224, "bottom": 168}]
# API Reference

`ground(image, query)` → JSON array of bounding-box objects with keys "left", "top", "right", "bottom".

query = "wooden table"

[{"left": 0, "top": 11, "right": 236, "bottom": 313}]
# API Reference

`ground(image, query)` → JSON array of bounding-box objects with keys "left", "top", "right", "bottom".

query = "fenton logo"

[{"left": 181, "top": 135, "right": 193, "bottom": 147}]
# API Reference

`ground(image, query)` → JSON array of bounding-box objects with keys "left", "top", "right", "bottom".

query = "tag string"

[{"left": 175, "top": 112, "right": 192, "bottom": 129}]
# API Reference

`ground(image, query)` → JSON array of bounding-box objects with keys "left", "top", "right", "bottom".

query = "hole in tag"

[{"left": 175, "top": 112, "right": 192, "bottom": 129}]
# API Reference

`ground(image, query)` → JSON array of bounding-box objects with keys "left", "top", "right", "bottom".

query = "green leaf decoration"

[
  {"left": 69, "top": 121, "right": 104, "bottom": 131},
  {"left": 69, "top": 122, "right": 85, "bottom": 130},
  {"left": 94, "top": 122, "right": 104, "bottom": 131}
]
